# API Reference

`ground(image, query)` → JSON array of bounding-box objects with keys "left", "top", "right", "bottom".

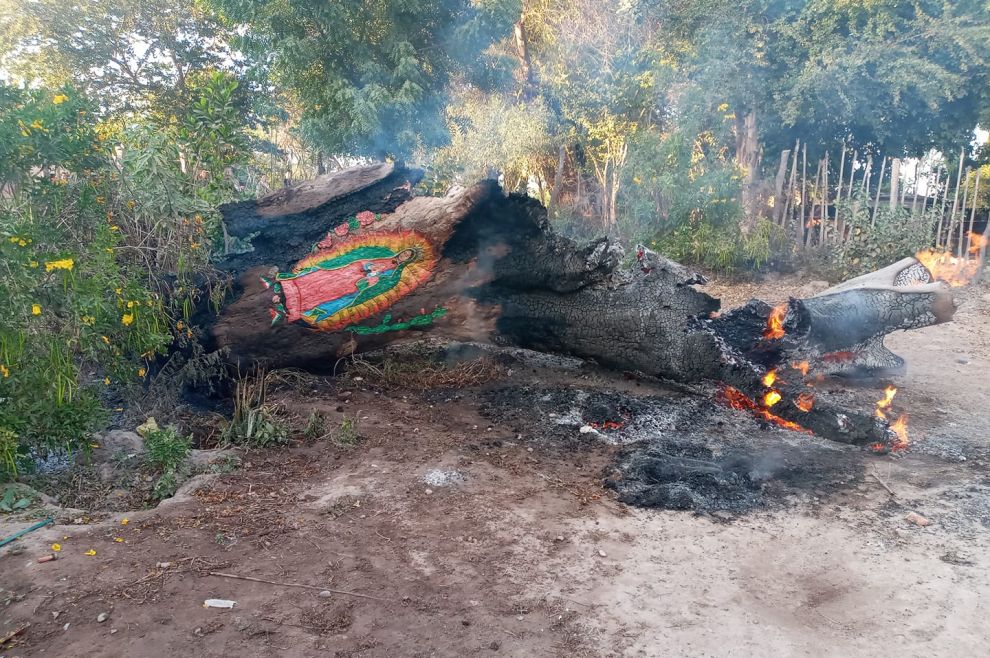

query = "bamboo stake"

[
  {"left": 822, "top": 152, "right": 830, "bottom": 245},
  {"left": 871, "top": 156, "right": 887, "bottom": 226},
  {"left": 835, "top": 144, "right": 846, "bottom": 244},
  {"left": 943, "top": 147, "right": 965, "bottom": 250},
  {"left": 782, "top": 139, "right": 799, "bottom": 232},
  {"left": 911, "top": 160, "right": 932, "bottom": 217},
  {"left": 955, "top": 168, "right": 970, "bottom": 258},
  {"left": 860, "top": 154, "right": 872, "bottom": 197},
  {"left": 889, "top": 158, "right": 900, "bottom": 211},
  {"left": 964, "top": 170, "right": 980, "bottom": 257},
  {"left": 806, "top": 157, "right": 821, "bottom": 248},
  {"left": 772, "top": 149, "right": 791, "bottom": 225},
  {"left": 799, "top": 143, "right": 808, "bottom": 248},
  {"left": 937, "top": 164, "right": 951, "bottom": 248}
]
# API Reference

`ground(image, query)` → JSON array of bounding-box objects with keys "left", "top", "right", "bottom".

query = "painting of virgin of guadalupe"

[{"left": 262, "top": 231, "right": 438, "bottom": 332}]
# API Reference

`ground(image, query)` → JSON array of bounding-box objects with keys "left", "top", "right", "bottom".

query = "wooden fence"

[{"left": 768, "top": 142, "right": 988, "bottom": 259}]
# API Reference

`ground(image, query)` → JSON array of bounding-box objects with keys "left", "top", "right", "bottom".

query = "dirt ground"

[{"left": 2, "top": 274, "right": 989, "bottom": 658}]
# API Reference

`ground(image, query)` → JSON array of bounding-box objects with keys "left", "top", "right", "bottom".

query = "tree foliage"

[{"left": 207, "top": 0, "right": 521, "bottom": 159}]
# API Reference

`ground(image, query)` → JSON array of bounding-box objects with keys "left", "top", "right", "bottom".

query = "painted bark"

[{"left": 209, "top": 164, "right": 958, "bottom": 447}]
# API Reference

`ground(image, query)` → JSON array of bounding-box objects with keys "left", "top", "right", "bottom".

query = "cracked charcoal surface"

[{"left": 478, "top": 384, "right": 866, "bottom": 514}]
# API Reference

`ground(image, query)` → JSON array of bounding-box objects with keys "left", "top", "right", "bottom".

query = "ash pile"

[{"left": 480, "top": 384, "right": 865, "bottom": 514}]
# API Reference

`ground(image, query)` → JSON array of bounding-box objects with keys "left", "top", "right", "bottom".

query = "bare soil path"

[{"left": 2, "top": 276, "right": 989, "bottom": 657}]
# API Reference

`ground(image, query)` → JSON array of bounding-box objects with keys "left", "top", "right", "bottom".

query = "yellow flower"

[
  {"left": 113, "top": 537, "right": 124, "bottom": 543},
  {"left": 101, "top": 335, "right": 110, "bottom": 344},
  {"left": 17, "top": 239, "right": 27, "bottom": 247},
  {"left": 121, "top": 313, "right": 134, "bottom": 326},
  {"left": 0, "top": 364, "right": 8, "bottom": 377},
  {"left": 717, "top": 103, "right": 730, "bottom": 112},
  {"left": 29, "top": 260, "right": 38, "bottom": 268},
  {"left": 81, "top": 315, "right": 95, "bottom": 325},
  {"left": 137, "top": 368, "right": 146, "bottom": 377},
  {"left": 104, "top": 377, "right": 111, "bottom": 385},
  {"left": 8, "top": 237, "right": 18, "bottom": 243},
  {"left": 120, "top": 518, "right": 129, "bottom": 525},
  {"left": 45, "top": 257, "right": 74, "bottom": 272},
  {"left": 126, "top": 301, "right": 134, "bottom": 308},
  {"left": 32, "top": 304, "right": 41, "bottom": 315},
  {"left": 176, "top": 321, "right": 184, "bottom": 330},
  {"left": 96, "top": 196, "right": 105, "bottom": 204},
  {"left": 115, "top": 288, "right": 122, "bottom": 295},
  {"left": 53, "top": 94, "right": 69, "bottom": 105},
  {"left": 51, "top": 543, "right": 62, "bottom": 552},
  {"left": 30, "top": 119, "right": 43, "bottom": 129},
  {"left": 84, "top": 549, "right": 97, "bottom": 556}
]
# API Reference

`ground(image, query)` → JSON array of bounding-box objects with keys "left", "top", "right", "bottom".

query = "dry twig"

[{"left": 207, "top": 571, "right": 389, "bottom": 601}]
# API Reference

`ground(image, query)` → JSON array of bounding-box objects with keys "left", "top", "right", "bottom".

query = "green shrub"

[
  {"left": 830, "top": 197, "right": 937, "bottom": 279},
  {"left": 144, "top": 426, "right": 191, "bottom": 472},
  {"left": 0, "top": 77, "right": 250, "bottom": 473},
  {"left": 221, "top": 372, "right": 288, "bottom": 448}
]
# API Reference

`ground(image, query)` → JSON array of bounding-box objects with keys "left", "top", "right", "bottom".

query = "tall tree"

[
  {"left": 207, "top": 0, "right": 521, "bottom": 160},
  {"left": 0, "top": 0, "right": 240, "bottom": 116}
]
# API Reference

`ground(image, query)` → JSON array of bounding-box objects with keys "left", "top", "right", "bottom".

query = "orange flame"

[
  {"left": 794, "top": 392, "right": 814, "bottom": 412},
  {"left": 763, "top": 390, "right": 782, "bottom": 407},
  {"left": 889, "top": 415, "right": 909, "bottom": 451},
  {"left": 718, "top": 386, "right": 811, "bottom": 434},
  {"left": 915, "top": 248, "right": 979, "bottom": 287},
  {"left": 874, "top": 385, "right": 897, "bottom": 419},
  {"left": 763, "top": 304, "right": 787, "bottom": 340},
  {"left": 761, "top": 369, "right": 777, "bottom": 387},
  {"left": 791, "top": 361, "right": 809, "bottom": 376},
  {"left": 969, "top": 231, "right": 988, "bottom": 255}
]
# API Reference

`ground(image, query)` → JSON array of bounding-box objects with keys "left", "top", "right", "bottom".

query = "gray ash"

[{"left": 477, "top": 383, "right": 865, "bottom": 514}]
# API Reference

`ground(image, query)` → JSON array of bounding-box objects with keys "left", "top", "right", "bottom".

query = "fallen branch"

[
  {"left": 0, "top": 624, "right": 29, "bottom": 646},
  {"left": 871, "top": 467, "right": 897, "bottom": 498},
  {"left": 207, "top": 571, "right": 389, "bottom": 601}
]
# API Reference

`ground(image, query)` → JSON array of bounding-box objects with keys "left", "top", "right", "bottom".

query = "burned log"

[{"left": 209, "top": 163, "right": 957, "bottom": 447}]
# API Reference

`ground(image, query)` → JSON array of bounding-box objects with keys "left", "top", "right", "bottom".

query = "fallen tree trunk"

[{"left": 210, "top": 164, "right": 957, "bottom": 447}]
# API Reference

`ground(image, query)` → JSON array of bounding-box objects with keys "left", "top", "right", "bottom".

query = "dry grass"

[{"left": 344, "top": 354, "right": 507, "bottom": 390}]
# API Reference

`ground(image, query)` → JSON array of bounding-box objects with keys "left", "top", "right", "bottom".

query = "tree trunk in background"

[
  {"left": 548, "top": 145, "right": 566, "bottom": 216},
  {"left": 889, "top": 158, "right": 900, "bottom": 210},
  {"left": 513, "top": 18, "right": 536, "bottom": 100},
  {"left": 208, "top": 164, "right": 957, "bottom": 447},
  {"left": 735, "top": 110, "right": 760, "bottom": 232},
  {"left": 772, "top": 149, "right": 790, "bottom": 224}
]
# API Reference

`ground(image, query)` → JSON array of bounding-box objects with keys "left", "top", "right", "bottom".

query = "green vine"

[{"left": 345, "top": 308, "right": 448, "bottom": 335}]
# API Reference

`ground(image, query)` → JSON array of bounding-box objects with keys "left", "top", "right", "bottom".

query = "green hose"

[{"left": 0, "top": 517, "right": 54, "bottom": 548}]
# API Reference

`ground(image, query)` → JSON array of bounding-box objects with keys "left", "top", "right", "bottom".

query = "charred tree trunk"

[{"left": 210, "top": 164, "right": 958, "bottom": 448}]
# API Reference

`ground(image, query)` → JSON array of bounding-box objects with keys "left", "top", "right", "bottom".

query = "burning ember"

[
  {"left": 873, "top": 385, "right": 910, "bottom": 451},
  {"left": 914, "top": 245, "right": 981, "bottom": 287},
  {"left": 718, "top": 386, "right": 811, "bottom": 434},
  {"left": 761, "top": 369, "right": 777, "bottom": 387},
  {"left": 794, "top": 392, "right": 814, "bottom": 412},
  {"left": 762, "top": 390, "right": 782, "bottom": 407},
  {"left": 791, "top": 361, "right": 809, "bottom": 376},
  {"left": 589, "top": 420, "right": 624, "bottom": 431},
  {"left": 970, "top": 231, "right": 988, "bottom": 255},
  {"left": 763, "top": 303, "right": 787, "bottom": 340}
]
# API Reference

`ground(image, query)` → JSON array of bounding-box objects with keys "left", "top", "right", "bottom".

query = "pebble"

[
  {"left": 598, "top": 549, "right": 607, "bottom": 557},
  {"left": 555, "top": 536, "right": 564, "bottom": 542},
  {"left": 63, "top": 622, "right": 70, "bottom": 631},
  {"left": 905, "top": 511, "right": 932, "bottom": 527},
  {"left": 156, "top": 562, "right": 172, "bottom": 569},
  {"left": 97, "top": 612, "right": 109, "bottom": 623},
  {"left": 110, "top": 628, "right": 117, "bottom": 634},
  {"left": 319, "top": 591, "right": 333, "bottom": 598},
  {"left": 424, "top": 488, "right": 433, "bottom": 495}
]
